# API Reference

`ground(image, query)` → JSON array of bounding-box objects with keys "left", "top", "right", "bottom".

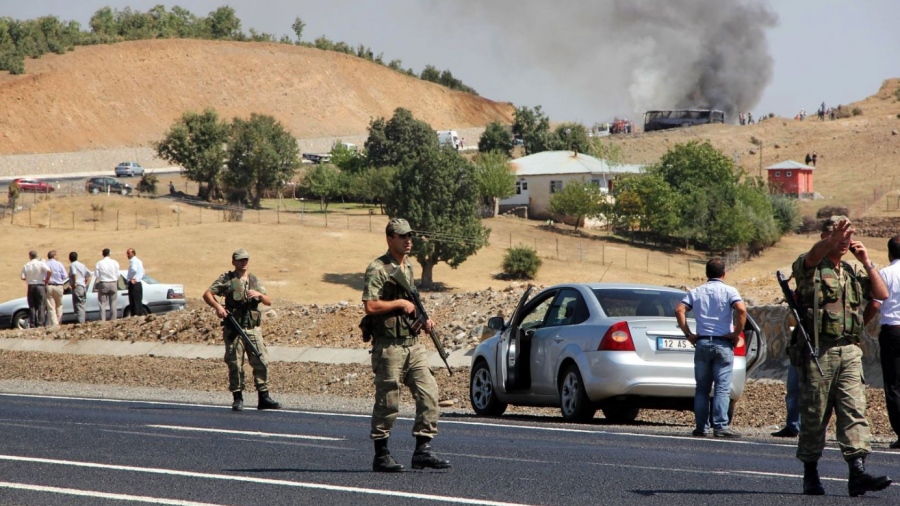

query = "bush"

[
  {"left": 137, "top": 173, "right": 158, "bottom": 195},
  {"left": 851, "top": 107, "right": 863, "bottom": 116},
  {"left": 502, "top": 246, "right": 542, "bottom": 279},
  {"left": 894, "top": 87, "right": 900, "bottom": 101}
]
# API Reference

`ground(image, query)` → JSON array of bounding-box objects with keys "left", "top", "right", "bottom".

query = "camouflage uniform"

[
  {"left": 792, "top": 253, "right": 871, "bottom": 463},
  {"left": 208, "top": 271, "right": 271, "bottom": 393},
  {"left": 363, "top": 252, "right": 440, "bottom": 441}
]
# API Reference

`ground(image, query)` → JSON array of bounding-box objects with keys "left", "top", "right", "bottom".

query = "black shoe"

[
  {"left": 411, "top": 443, "right": 452, "bottom": 470},
  {"left": 373, "top": 452, "right": 405, "bottom": 473},
  {"left": 691, "top": 429, "right": 708, "bottom": 437},
  {"left": 231, "top": 392, "right": 243, "bottom": 412},
  {"left": 890, "top": 439, "right": 900, "bottom": 449},
  {"left": 771, "top": 427, "right": 799, "bottom": 438},
  {"left": 803, "top": 462, "right": 825, "bottom": 495},
  {"left": 713, "top": 428, "right": 741, "bottom": 439},
  {"left": 848, "top": 457, "right": 892, "bottom": 497},
  {"left": 257, "top": 391, "right": 281, "bottom": 410}
]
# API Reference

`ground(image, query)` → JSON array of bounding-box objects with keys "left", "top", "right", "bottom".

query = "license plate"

[{"left": 657, "top": 337, "right": 693, "bottom": 351}]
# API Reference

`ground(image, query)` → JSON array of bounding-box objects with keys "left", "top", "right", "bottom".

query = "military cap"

[
  {"left": 822, "top": 215, "right": 850, "bottom": 232},
  {"left": 232, "top": 248, "right": 250, "bottom": 260},
  {"left": 386, "top": 218, "right": 414, "bottom": 236}
]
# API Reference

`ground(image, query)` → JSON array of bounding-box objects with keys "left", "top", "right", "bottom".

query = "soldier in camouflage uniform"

[
  {"left": 202, "top": 248, "right": 281, "bottom": 412},
  {"left": 791, "top": 216, "right": 891, "bottom": 497},
  {"left": 362, "top": 218, "right": 451, "bottom": 473}
]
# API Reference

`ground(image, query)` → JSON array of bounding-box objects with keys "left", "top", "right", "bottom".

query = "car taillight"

[
  {"left": 598, "top": 321, "right": 635, "bottom": 351},
  {"left": 734, "top": 332, "right": 747, "bottom": 357},
  {"left": 167, "top": 289, "right": 184, "bottom": 300}
]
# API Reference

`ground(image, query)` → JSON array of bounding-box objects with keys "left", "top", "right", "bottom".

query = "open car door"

[
  {"left": 744, "top": 314, "right": 766, "bottom": 377},
  {"left": 497, "top": 285, "right": 535, "bottom": 393}
]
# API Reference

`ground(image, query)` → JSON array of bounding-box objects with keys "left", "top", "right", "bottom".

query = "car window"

[
  {"left": 544, "top": 289, "right": 586, "bottom": 327},
  {"left": 117, "top": 275, "right": 127, "bottom": 291},
  {"left": 591, "top": 288, "right": 690, "bottom": 318},
  {"left": 519, "top": 292, "right": 556, "bottom": 330}
]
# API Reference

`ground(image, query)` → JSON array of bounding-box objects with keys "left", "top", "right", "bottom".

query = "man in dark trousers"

[
  {"left": 867, "top": 235, "right": 900, "bottom": 450},
  {"left": 125, "top": 248, "right": 144, "bottom": 317}
]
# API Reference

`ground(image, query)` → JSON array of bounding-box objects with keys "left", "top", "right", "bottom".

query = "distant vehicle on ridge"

[{"left": 643, "top": 109, "right": 726, "bottom": 132}]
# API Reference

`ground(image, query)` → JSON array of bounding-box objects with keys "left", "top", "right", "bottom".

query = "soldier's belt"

[
  {"left": 375, "top": 336, "right": 417, "bottom": 347},
  {"left": 821, "top": 336, "right": 858, "bottom": 348}
]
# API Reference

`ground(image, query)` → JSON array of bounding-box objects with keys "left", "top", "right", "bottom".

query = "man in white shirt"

[
  {"left": 94, "top": 248, "right": 120, "bottom": 321},
  {"left": 21, "top": 250, "right": 50, "bottom": 327},
  {"left": 68, "top": 251, "right": 92, "bottom": 324},
  {"left": 869, "top": 235, "right": 900, "bottom": 450},
  {"left": 125, "top": 248, "right": 145, "bottom": 317},
  {"left": 45, "top": 250, "right": 69, "bottom": 327}
]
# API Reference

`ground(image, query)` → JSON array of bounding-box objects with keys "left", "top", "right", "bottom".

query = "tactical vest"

[
  {"left": 795, "top": 258, "right": 864, "bottom": 342},
  {"left": 369, "top": 256, "right": 414, "bottom": 341},
  {"left": 223, "top": 272, "right": 262, "bottom": 329}
]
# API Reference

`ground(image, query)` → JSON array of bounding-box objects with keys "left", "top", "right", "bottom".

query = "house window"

[
  {"left": 786, "top": 171, "right": 792, "bottom": 177},
  {"left": 590, "top": 179, "right": 601, "bottom": 187},
  {"left": 550, "top": 180, "right": 563, "bottom": 193},
  {"left": 516, "top": 181, "right": 528, "bottom": 194},
  {"left": 774, "top": 171, "right": 781, "bottom": 177}
]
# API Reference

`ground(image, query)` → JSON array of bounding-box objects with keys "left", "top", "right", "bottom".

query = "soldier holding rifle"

[
  {"left": 202, "top": 248, "right": 281, "bottom": 412},
  {"left": 362, "top": 218, "right": 451, "bottom": 473},
  {"left": 790, "top": 216, "right": 890, "bottom": 497}
]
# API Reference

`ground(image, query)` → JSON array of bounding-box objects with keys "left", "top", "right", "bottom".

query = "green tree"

[
  {"left": 207, "top": 6, "right": 241, "bottom": 40},
  {"left": 89, "top": 7, "right": 117, "bottom": 36},
  {"left": 512, "top": 105, "right": 551, "bottom": 155},
  {"left": 769, "top": 193, "right": 800, "bottom": 234},
  {"left": 502, "top": 246, "right": 542, "bottom": 280},
  {"left": 549, "top": 179, "right": 604, "bottom": 231},
  {"left": 611, "top": 173, "right": 680, "bottom": 237},
  {"left": 364, "top": 108, "right": 439, "bottom": 168},
  {"left": 155, "top": 108, "right": 229, "bottom": 201},
  {"left": 474, "top": 151, "right": 515, "bottom": 217},
  {"left": 291, "top": 16, "right": 305, "bottom": 44},
  {"left": 550, "top": 122, "right": 591, "bottom": 153},
  {"left": 330, "top": 142, "right": 366, "bottom": 174},
  {"left": 477, "top": 122, "right": 513, "bottom": 156},
  {"left": 302, "top": 163, "right": 342, "bottom": 210},
  {"left": 224, "top": 113, "right": 300, "bottom": 209},
  {"left": 589, "top": 137, "right": 624, "bottom": 166},
  {"left": 386, "top": 148, "right": 490, "bottom": 289},
  {"left": 420, "top": 64, "right": 440, "bottom": 83}
]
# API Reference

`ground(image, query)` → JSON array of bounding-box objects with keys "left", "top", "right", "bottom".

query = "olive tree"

[
  {"left": 155, "top": 108, "right": 229, "bottom": 201},
  {"left": 223, "top": 113, "right": 300, "bottom": 209}
]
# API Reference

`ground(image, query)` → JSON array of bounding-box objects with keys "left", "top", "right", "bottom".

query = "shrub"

[
  {"left": 502, "top": 246, "right": 542, "bottom": 279},
  {"left": 894, "top": 87, "right": 900, "bottom": 101},
  {"left": 834, "top": 107, "right": 852, "bottom": 119},
  {"left": 137, "top": 173, "right": 158, "bottom": 195},
  {"left": 851, "top": 107, "right": 863, "bottom": 116}
]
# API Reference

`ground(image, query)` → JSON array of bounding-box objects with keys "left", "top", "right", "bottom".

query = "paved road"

[{"left": 1, "top": 393, "right": 896, "bottom": 505}]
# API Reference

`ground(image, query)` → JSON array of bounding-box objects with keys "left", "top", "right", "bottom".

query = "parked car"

[
  {"left": 86, "top": 176, "right": 131, "bottom": 195},
  {"left": 0, "top": 271, "right": 185, "bottom": 329},
  {"left": 469, "top": 283, "right": 765, "bottom": 423},
  {"left": 12, "top": 178, "right": 55, "bottom": 193},
  {"left": 115, "top": 161, "right": 145, "bottom": 177}
]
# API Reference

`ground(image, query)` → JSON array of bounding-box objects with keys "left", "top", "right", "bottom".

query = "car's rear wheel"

[
  {"left": 470, "top": 360, "right": 507, "bottom": 416},
  {"left": 559, "top": 364, "right": 596, "bottom": 422},
  {"left": 602, "top": 405, "right": 640, "bottom": 423},
  {"left": 13, "top": 310, "right": 30, "bottom": 329}
]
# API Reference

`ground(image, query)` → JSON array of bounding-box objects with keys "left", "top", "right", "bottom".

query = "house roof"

[
  {"left": 510, "top": 150, "right": 644, "bottom": 176},
  {"left": 766, "top": 160, "right": 814, "bottom": 170}
]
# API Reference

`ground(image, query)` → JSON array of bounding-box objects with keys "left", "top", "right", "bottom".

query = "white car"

[
  {"left": 0, "top": 271, "right": 185, "bottom": 328},
  {"left": 469, "top": 283, "right": 766, "bottom": 423},
  {"left": 115, "top": 162, "right": 145, "bottom": 177}
]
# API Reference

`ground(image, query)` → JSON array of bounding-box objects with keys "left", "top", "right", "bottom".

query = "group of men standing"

[{"left": 20, "top": 247, "right": 146, "bottom": 327}]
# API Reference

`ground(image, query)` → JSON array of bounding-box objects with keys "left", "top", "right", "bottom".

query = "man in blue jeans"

[
  {"left": 675, "top": 257, "right": 747, "bottom": 438},
  {"left": 772, "top": 363, "right": 801, "bottom": 437}
]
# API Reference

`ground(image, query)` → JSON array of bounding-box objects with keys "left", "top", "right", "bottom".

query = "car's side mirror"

[{"left": 487, "top": 316, "right": 504, "bottom": 331}]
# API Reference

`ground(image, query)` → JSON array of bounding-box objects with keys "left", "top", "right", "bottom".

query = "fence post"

[
  {"left": 668, "top": 257, "right": 671, "bottom": 276},
  {"left": 646, "top": 251, "right": 650, "bottom": 272},
  {"left": 117, "top": 209, "right": 120, "bottom": 231},
  {"left": 29, "top": 207, "right": 31, "bottom": 226},
  {"left": 72, "top": 211, "right": 75, "bottom": 230},
  {"left": 556, "top": 238, "right": 559, "bottom": 259},
  {"left": 156, "top": 208, "right": 160, "bottom": 228},
  {"left": 688, "top": 261, "right": 691, "bottom": 278},
  {"left": 347, "top": 212, "right": 350, "bottom": 229},
  {"left": 369, "top": 212, "right": 372, "bottom": 232},
  {"left": 602, "top": 244, "right": 605, "bottom": 265},
  {"left": 48, "top": 205, "right": 52, "bottom": 229},
  {"left": 325, "top": 210, "right": 328, "bottom": 228},
  {"left": 177, "top": 210, "right": 180, "bottom": 227},
  {"left": 199, "top": 207, "right": 202, "bottom": 224},
  {"left": 509, "top": 232, "right": 512, "bottom": 248},
  {"left": 276, "top": 207, "right": 280, "bottom": 224},
  {"left": 579, "top": 239, "right": 583, "bottom": 262},
  {"left": 625, "top": 250, "right": 628, "bottom": 269}
]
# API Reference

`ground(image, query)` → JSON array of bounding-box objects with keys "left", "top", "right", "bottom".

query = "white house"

[{"left": 499, "top": 150, "right": 644, "bottom": 220}]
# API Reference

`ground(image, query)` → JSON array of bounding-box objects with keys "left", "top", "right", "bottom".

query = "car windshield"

[{"left": 591, "top": 288, "right": 691, "bottom": 318}]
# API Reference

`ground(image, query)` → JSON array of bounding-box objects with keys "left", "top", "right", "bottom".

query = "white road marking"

[
  {"left": 0, "top": 455, "right": 534, "bottom": 506},
  {"left": 147, "top": 424, "right": 345, "bottom": 441},
  {"left": 0, "top": 481, "right": 226, "bottom": 505}
]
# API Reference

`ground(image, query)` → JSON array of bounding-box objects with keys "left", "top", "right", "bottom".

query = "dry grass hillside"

[{"left": 0, "top": 39, "right": 514, "bottom": 154}]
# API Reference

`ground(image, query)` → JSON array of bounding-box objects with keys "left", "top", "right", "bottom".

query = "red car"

[{"left": 12, "top": 178, "right": 55, "bottom": 193}]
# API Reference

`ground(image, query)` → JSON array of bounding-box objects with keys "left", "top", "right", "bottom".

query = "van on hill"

[{"left": 436, "top": 130, "right": 461, "bottom": 150}]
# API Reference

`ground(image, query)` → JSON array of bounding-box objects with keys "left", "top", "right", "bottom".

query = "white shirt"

[
  {"left": 127, "top": 256, "right": 145, "bottom": 283},
  {"left": 69, "top": 261, "right": 91, "bottom": 288},
  {"left": 94, "top": 256, "right": 120, "bottom": 283},
  {"left": 21, "top": 258, "right": 50, "bottom": 285},
  {"left": 879, "top": 259, "right": 900, "bottom": 326}
]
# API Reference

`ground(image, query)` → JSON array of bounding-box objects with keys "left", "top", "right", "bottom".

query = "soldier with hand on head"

[
  {"left": 362, "top": 218, "right": 451, "bottom": 473},
  {"left": 202, "top": 248, "right": 281, "bottom": 412},
  {"left": 791, "top": 215, "right": 891, "bottom": 497}
]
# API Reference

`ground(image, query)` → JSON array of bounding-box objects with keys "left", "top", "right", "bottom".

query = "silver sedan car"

[
  {"left": 469, "top": 283, "right": 765, "bottom": 423},
  {"left": 0, "top": 271, "right": 185, "bottom": 328}
]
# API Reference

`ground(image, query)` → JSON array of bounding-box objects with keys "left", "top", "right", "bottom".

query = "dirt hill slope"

[{"left": 0, "top": 39, "right": 514, "bottom": 154}]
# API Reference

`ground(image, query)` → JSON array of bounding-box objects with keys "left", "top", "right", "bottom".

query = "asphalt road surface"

[{"left": 0, "top": 393, "right": 897, "bottom": 505}]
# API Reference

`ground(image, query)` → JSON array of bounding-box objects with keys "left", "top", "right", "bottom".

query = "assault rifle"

[
  {"left": 225, "top": 312, "right": 263, "bottom": 359},
  {"left": 390, "top": 268, "right": 453, "bottom": 376},
  {"left": 776, "top": 271, "right": 824, "bottom": 376}
]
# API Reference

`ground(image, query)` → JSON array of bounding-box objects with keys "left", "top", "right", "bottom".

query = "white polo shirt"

[
  {"left": 21, "top": 258, "right": 50, "bottom": 285},
  {"left": 879, "top": 259, "right": 900, "bottom": 326}
]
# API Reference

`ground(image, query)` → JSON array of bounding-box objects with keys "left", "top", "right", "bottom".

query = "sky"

[{"left": 5, "top": 0, "right": 899, "bottom": 124}]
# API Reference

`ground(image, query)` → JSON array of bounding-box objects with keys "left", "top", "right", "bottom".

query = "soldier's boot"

[
  {"left": 848, "top": 457, "right": 892, "bottom": 497},
  {"left": 802, "top": 461, "right": 825, "bottom": 495},
  {"left": 372, "top": 439, "right": 404, "bottom": 473},
  {"left": 257, "top": 391, "right": 281, "bottom": 410},
  {"left": 231, "top": 391, "right": 243, "bottom": 412},
  {"left": 411, "top": 436, "right": 452, "bottom": 470}
]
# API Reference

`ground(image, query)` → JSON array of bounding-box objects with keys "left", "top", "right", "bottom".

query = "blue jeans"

[
  {"left": 784, "top": 364, "right": 800, "bottom": 431},
  {"left": 694, "top": 338, "right": 734, "bottom": 431}
]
